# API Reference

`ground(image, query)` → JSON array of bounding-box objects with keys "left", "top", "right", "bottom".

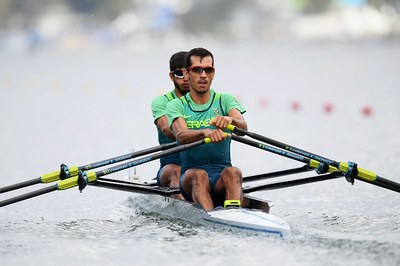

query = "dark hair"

[
  {"left": 185, "top": 47, "right": 214, "bottom": 68},
  {"left": 169, "top": 51, "right": 187, "bottom": 71}
]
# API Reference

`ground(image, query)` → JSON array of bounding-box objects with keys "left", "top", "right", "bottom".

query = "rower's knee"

[
  {"left": 186, "top": 169, "right": 210, "bottom": 190},
  {"left": 169, "top": 165, "right": 181, "bottom": 177},
  {"left": 221, "top": 167, "right": 242, "bottom": 183},
  {"left": 160, "top": 165, "right": 181, "bottom": 187}
]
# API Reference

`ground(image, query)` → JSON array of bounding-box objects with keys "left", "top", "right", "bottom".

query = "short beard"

[
  {"left": 196, "top": 88, "right": 208, "bottom": 95},
  {"left": 174, "top": 81, "right": 188, "bottom": 96}
]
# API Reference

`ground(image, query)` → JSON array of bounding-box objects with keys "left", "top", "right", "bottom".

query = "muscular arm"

[
  {"left": 229, "top": 108, "right": 247, "bottom": 130},
  {"left": 155, "top": 115, "right": 175, "bottom": 139},
  {"left": 210, "top": 108, "right": 248, "bottom": 130},
  {"left": 171, "top": 117, "right": 228, "bottom": 144}
]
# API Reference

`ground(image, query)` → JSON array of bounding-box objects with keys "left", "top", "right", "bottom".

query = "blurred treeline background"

[{"left": 1, "top": 0, "right": 399, "bottom": 52}]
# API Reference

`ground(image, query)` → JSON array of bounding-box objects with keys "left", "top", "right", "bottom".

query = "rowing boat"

[
  {"left": 132, "top": 194, "right": 290, "bottom": 237},
  {"left": 3, "top": 129, "right": 396, "bottom": 236},
  {"left": 92, "top": 177, "right": 291, "bottom": 237}
]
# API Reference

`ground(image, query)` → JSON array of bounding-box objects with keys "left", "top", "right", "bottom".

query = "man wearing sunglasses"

[
  {"left": 151, "top": 51, "right": 189, "bottom": 199},
  {"left": 166, "top": 47, "right": 247, "bottom": 211}
]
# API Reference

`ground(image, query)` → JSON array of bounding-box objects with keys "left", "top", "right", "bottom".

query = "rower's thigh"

[
  {"left": 214, "top": 167, "right": 242, "bottom": 191},
  {"left": 159, "top": 164, "right": 181, "bottom": 186},
  {"left": 182, "top": 169, "right": 210, "bottom": 193}
]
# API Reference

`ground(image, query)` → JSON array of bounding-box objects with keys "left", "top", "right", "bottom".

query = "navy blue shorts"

[
  {"left": 179, "top": 164, "right": 230, "bottom": 201},
  {"left": 156, "top": 164, "right": 181, "bottom": 186},
  {"left": 156, "top": 166, "right": 165, "bottom": 187}
]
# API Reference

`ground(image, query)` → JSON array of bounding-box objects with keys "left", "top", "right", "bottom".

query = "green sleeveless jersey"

[
  {"left": 151, "top": 90, "right": 181, "bottom": 167},
  {"left": 166, "top": 89, "right": 246, "bottom": 169}
]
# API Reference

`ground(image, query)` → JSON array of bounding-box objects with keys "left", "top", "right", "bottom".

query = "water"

[{"left": 1, "top": 39, "right": 400, "bottom": 266}]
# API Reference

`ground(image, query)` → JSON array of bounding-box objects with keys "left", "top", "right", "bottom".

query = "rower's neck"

[
  {"left": 190, "top": 91, "right": 211, "bottom": 105},
  {"left": 175, "top": 90, "right": 183, "bottom": 98}
]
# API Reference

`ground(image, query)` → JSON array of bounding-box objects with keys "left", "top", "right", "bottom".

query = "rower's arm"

[
  {"left": 171, "top": 117, "right": 227, "bottom": 144},
  {"left": 171, "top": 117, "right": 203, "bottom": 144},
  {"left": 155, "top": 115, "right": 175, "bottom": 139},
  {"left": 228, "top": 108, "right": 247, "bottom": 130},
  {"left": 210, "top": 109, "right": 247, "bottom": 131}
]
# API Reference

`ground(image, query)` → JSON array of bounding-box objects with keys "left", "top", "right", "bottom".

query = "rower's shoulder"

[
  {"left": 152, "top": 91, "right": 174, "bottom": 107},
  {"left": 167, "top": 95, "right": 187, "bottom": 106},
  {"left": 166, "top": 97, "right": 184, "bottom": 113},
  {"left": 216, "top": 91, "right": 241, "bottom": 104}
]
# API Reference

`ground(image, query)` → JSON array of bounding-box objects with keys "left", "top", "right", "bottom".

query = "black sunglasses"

[
  {"left": 187, "top": 66, "right": 215, "bottom": 74},
  {"left": 172, "top": 69, "right": 185, "bottom": 78}
]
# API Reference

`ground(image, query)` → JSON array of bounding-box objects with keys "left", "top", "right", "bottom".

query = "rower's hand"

[
  {"left": 210, "top": 115, "right": 232, "bottom": 129},
  {"left": 203, "top": 128, "right": 230, "bottom": 143}
]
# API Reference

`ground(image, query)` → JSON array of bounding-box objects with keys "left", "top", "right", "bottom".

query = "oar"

[
  {"left": 95, "top": 171, "right": 341, "bottom": 198},
  {"left": 228, "top": 125, "right": 400, "bottom": 193},
  {"left": 0, "top": 142, "right": 177, "bottom": 194},
  {"left": 242, "top": 165, "right": 312, "bottom": 183},
  {"left": 94, "top": 167, "right": 315, "bottom": 195},
  {"left": 232, "top": 135, "right": 337, "bottom": 174},
  {"left": 92, "top": 177, "right": 180, "bottom": 196},
  {"left": 0, "top": 137, "right": 217, "bottom": 208},
  {"left": 243, "top": 172, "right": 343, "bottom": 193},
  {"left": 95, "top": 165, "right": 313, "bottom": 191}
]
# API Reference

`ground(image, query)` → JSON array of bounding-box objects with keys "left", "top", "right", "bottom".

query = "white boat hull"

[{"left": 131, "top": 194, "right": 291, "bottom": 237}]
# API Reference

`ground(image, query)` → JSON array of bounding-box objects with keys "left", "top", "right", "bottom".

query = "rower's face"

[
  {"left": 170, "top": 68, "right": 189, "bottom": 96},
  {"left": 188, "top": 55, "right": 214, "bottom": 95}
]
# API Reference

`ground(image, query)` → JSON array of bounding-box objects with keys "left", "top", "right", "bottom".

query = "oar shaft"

[
  {"left": 243, "top": 172, "right": 342, "bottom": 193},
  {"left": 243, "top": 165, "right": 312, "bottom": 183},
  {"left": 229, "top": 126, "right": 339, "bottom": 167},
  {"left": 78, "top": 142, "right": 177, "bottom": 171},
  {"left": 232, "top": 135, "right": 311, "bottom": 165},
  {"left": 92, "top": 178, "right": 180, "bottom": 196},
  {"left": 0, "top": 184, "right": 57, "bottom": 207},
  {"left": 360, "top": 175, "right": 400, "bottom": 193},
  {"left": 230, "top": 126, "right": 400, "bottom": 194},
  {"left": 0, "top": 178, "right": 41, "bottom": 194},
  {"left": 0, "top": 138, "right": 216, "bottom": 208},
  {"left": 0, "top": 142, "right": 178, "bottom": 195},
  {"left": 96, "top": 139, "right": 206, "bottom": 178}
]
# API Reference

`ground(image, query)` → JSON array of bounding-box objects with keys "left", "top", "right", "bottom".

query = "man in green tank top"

[
  {"left": 151, "top": 51, "right": 189, "bottom": 199},
  {"left": 166, "top": 47, "right": 247, "bottom": 211}
]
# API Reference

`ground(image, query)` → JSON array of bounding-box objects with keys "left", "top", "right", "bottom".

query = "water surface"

[{"left": 1, "top": 40, "right": 400, "bottom": 266}]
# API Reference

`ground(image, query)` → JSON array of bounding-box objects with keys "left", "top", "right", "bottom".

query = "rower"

[
  {"left": 151, "top": 51, "right": 189, "bottom": 200},
  {"left": 166, "top": 47, "right": 247, "bottom": 211}
]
